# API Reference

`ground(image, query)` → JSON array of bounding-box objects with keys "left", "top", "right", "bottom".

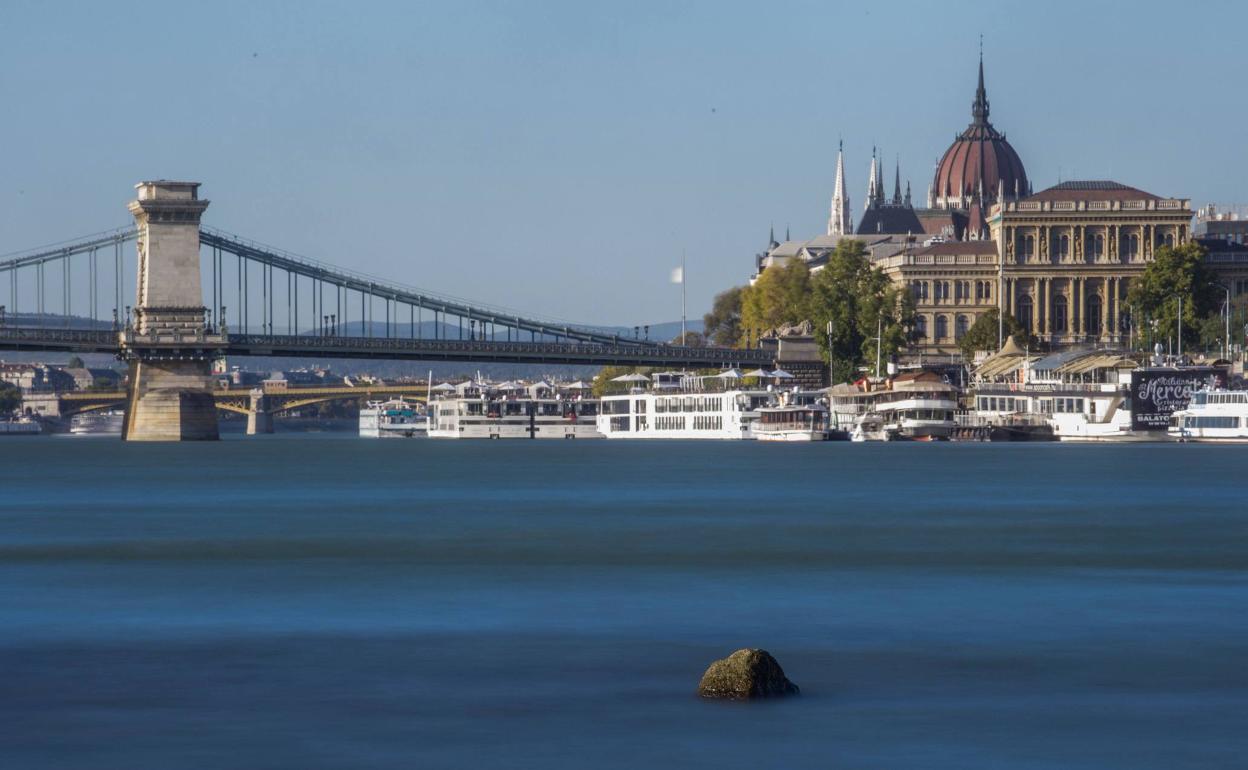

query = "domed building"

[{"left": 930, "top": 55, "right": 1029, "bottom": 211}]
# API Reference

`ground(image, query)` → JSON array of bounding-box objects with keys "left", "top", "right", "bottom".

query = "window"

[
  {"left": 1053, "top": 295, "right": 1068, "bottom": 333},
  {"left": 1055, "top": 233, "right": 1069, "bottom": 260},
  {"left": 1017, "top": 294, "right": 1034, "bottom": 333},
  {"left": 935, "top": 315, "right": 949, "bottom": 341},
  {"left": 914, "top": 315, "right": 928, "bottom": 341},
  {"left": 955, "top": 314, "right": 969, "bottom": 340},
  {"left": 1090, "top": 232, "right": 1104, "bottom": 259},
  {"left": 1184, "top": 416, "right": 1239, "bottom": 429},
  {"left": 1085, "top": 294, "right": 1102, "bottom": 334}
]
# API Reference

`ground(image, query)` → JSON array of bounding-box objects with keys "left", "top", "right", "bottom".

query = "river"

[{"left": 1, "top": 437, "right": 1245, "bottom": 768}]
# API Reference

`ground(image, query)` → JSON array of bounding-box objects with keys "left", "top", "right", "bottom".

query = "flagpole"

[{"left": 680, "top": 249, "right": 687, "bottom": 345}]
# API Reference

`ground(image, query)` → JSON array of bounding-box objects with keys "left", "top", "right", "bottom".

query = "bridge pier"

[
  {"left": 121, "top": 181, "right": 224, "bottom": 441},
  {"left": 246, "top": 389, "right": 274, "bottom": 435}
]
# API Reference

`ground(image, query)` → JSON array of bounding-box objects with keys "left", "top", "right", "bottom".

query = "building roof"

[
  {"left": 1024, "top": 180, "right": 1160, "bottom": 203},
  {"left": 913, "top": 209, "right": 968, "bottom": 238},
  {"left": 856, "top": 205, "right": 925, "bottom": 236},
  {"left": 910, "top": 240, "right": 997, "bottom": 257}
]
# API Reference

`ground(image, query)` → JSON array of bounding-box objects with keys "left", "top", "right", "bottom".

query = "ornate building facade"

[
  {"left": 749, "top": 51, "right": 1237, "bottom": 356},
  {"left": 993, "top": 182, "right": 1192, "bottom": 348}
]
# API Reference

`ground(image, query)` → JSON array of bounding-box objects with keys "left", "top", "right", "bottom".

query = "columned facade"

[{"left": 990, "top": 181, "right": 1192, "bottom": 350}]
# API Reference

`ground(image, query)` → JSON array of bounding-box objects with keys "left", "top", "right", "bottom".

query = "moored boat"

[
  {"left": 1169, "top": 388, "right": 1248, "bottom": 442},
  {"left": 359, "top": 398, "right": 427, "bottom": 438}
]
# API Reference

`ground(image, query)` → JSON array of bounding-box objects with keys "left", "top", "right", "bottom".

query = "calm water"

[{"left": 1, "top": 437, "right": 1246, "bottom": 769}]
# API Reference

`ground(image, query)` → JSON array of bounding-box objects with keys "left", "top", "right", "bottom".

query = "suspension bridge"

[{"left": 0, "top": 181, "right": 787, "bottom": 440}]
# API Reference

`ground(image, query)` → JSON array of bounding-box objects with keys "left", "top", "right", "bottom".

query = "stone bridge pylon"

[{"left": 121, "top": 181, "right": 225, "bottom": 441}]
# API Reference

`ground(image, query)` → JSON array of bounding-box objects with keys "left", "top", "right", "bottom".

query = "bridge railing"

[{"left": 226, "top": 333, "right": 771, "bottom": 365}]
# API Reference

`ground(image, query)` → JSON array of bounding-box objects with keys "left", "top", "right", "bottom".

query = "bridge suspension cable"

[{"left": 198, "top": 227, "right": 642, "bottom": 346}]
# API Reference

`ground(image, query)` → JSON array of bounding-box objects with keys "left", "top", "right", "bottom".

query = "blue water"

[{"left": 1, "top": 437, "right": 1246, "bottom": 769}]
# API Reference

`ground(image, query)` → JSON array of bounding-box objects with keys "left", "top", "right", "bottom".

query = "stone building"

[{"left": 992, "top": 181, "right": 1192, "bottom": 347}]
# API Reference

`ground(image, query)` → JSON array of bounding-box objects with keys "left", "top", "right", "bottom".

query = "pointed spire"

[
  {"left": 769, "top": 223, "right": 776, "bottom": 249},
  {"left": 785, "top": 224, "right": 790, "bottom": 241},
  {"left": 865, "top": 147, "right": 879, "bottom": 209},
  {"left": 828, "top": 139, "right": 851, "bottom": 236},
  {"left": 905, "top": 181, "right": 912, "bottom": 208},
  {"left": 972, "top": 44, "right": 990, "bottom": 125},
  {"left": 892, "top": 159, "right": 902, "bottom": 206}
]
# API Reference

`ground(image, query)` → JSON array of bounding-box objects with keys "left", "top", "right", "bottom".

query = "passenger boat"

[
  {"left": 1169, "top": 389, "right": 1248, "bottom": 442},
  {"left": 971, "top": 343, "right": 1223, "bottom": 442},
  {"left": 0, "top": 417, "right": 40, "bottom": 436},
  {"left": 849, "top": 412, "right": 888, "bottom": 442},
  {"left": 754, "top": 404, "right": 831, "bottom": 441},
  {"left": 596, "top": 371, "right": 774, "bottom": 440},
  {"left": 69, "top": 409, "right": 124, "bottom": 436},
  {"left": 829, "top": 370, "right": 958, "bottom": 441},
  {"left": 359, "top": 398, "right": 427, "bottom": 438},
  {"left": 428, "top": 380, "right": 601, "bottom": 439}
]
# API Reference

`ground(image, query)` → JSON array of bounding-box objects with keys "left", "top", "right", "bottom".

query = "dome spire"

[{"left": 972, "top": 42, "right": 990, "bottom": 125}]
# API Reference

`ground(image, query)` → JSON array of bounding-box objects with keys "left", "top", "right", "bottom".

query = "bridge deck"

[{"left": 0, "top": 327, "right": 772, "bottom": 367}]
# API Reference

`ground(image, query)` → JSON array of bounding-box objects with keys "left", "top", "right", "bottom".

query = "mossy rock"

[{"left": 697, "top": 648, "right": 799, "bottom": 700}]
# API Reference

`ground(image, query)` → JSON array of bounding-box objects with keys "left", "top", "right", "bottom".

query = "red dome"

[{"left": 932, "top": 58, "right": 1028, "bottom": 208}]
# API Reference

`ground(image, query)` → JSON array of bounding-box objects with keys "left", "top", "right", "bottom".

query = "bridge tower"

[{"left": 121, "top": 181, "right": 225, "bottom": 441}]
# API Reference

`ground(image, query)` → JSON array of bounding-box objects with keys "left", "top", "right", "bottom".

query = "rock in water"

[{"left": 697, "top": 648, "right": 799, "bottom": 699}]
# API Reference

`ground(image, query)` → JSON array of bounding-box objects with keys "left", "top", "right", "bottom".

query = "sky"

[{"left": 1, "top": 0, "right": 1245, "bottom": 327}]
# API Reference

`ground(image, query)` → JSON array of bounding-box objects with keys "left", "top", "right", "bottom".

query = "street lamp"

[{"left": 1213, "top": 283, "right": 1231, "bottom": 360}]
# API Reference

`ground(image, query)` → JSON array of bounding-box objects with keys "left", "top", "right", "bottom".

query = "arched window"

[
  {"left": 1090, "top": 232, "right": 1104, "bottom": 260},
  {"left": 1053, "top": 295, "right": 1068, "bottom": 333},
  {"left": 1021, "top": 235, "right": 1035, "bottom": 259},
  {"left": 935, "top": 315, "right": 949, "bottom": 341},
  {"left": 1085, "top": 294, "right": 1102, "bottom": 334},
  {"left": 1120, "top": 233, "right": 1139, "bottom": 260},
  {"left": 1055, "top": 234, "right": 1069, "bottom": 260},
  {"left": 955, "top": 314, "right": 970, "bottom": 340},
  {"left": 1017, "top": 294, "right": 1034, "bottom": 334},
  {"left": 914, "top": 315, "right": 928, "bottom": 341}
]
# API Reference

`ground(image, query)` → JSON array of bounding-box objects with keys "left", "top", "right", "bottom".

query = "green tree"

[
  {"left": 738, "top": 260, "right": 811, "bottom": 344},
  {"left": 0, "top": 382, "right": 20, "bottom": 416},
  {"left": 702, "top": 287, "right": 743, "bottom": 346},
  {"left": 67, "top": 355, "right": 85, "bottom": 369},
  {"left": 1126, "top": 242, "right": 1220, "bottom": 352},
  {"left": 958, "top": 309, "right": 1028, "bottom": 358},
  {"left": 807, "top": 240, "right": 914, "bottom": 383}
]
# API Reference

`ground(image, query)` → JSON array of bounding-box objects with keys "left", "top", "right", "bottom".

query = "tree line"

[
  {"left": 702, "top": 239, "right": 1239, "bottom": 379},
  {"left": 703, "top": 240, "right": 915, "bottom": 383}
]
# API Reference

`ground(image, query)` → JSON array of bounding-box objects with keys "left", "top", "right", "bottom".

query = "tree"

[
  {"left": 702, "top": 287, "right": 743, "bottom": 347},
  {"left": 0, "top": 382, "right": 19, "bottom": 416},
  {"left": 671, "top": 330, "right": 706, "bottom": 347},
  {"left": 1127, "top": 242, "right": 1220, "bottom": 353},
  {"left": 958, "top": 309, "right": 1028, "bottom": 358},
  {"left": 807, "top": 240, "right": 914, "bottom": 383},
  {"left": 738, "top": 260, "right": 811, "bottom": 344},
  {"left": 67, "top": 356, "right": 85, "bottom": 369}
]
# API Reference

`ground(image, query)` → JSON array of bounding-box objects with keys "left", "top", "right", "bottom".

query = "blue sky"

[{"left": 1, "top": 0, "right": 1243, "bottom": 325}]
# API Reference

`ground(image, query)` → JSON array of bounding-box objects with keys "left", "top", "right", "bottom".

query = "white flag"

[{"left": 670, "top": 266, "right": 684, "bottom": 284}]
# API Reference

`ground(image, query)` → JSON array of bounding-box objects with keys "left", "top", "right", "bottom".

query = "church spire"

[
  {"left": 827, "top": 139, "right": 851, "bottom": 236},
  {"left": 905, "top": 180, "right": 912, "bottom": 208},
  {"left": 972, "top": 45, "right": 990, "bottom": 125},
  {"left": 865, "top": 146, "right": 879, "bottom": 209},
  {"left": 892, "top": 159, "right": 902, "bottom": 206}
]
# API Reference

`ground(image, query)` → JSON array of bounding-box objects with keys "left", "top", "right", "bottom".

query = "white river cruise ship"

[
  {"left": 428, "top": 380, "right": 601, "bottom": 439},
  {"left": 596, "top": 371, "right": 777, "bottom": 440}
]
